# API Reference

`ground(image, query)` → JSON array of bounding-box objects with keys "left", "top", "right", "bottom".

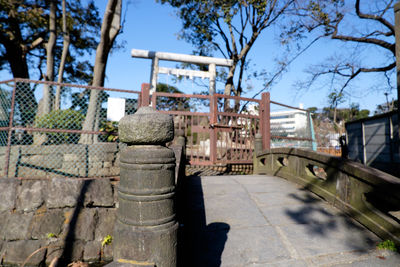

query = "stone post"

[
  {"left": 253, "top": 133, "right": 263, "bottom": 174},
  {"left": 254, "top": 132, "right": 263, "bottom": 155},
  {"left": 108, "top": 106, "right": 177, "bottom": 267}
]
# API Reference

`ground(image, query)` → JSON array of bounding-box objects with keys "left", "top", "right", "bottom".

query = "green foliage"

[
  {"left": 0, "top": 0, "right": 101, "bottom": 83},
  {"left": 307, "top": 107, "right": 318, "bottom": 114},
  {"left": 377, "top": 240, "right": 397, "bottom": 252},
  {"left": 35, "top": 109, "right": 84, "bottom": 144},
  {"left": 102, "top": 235, "right": 113, "bottom": 247},
  {"left": 321, "top": 105, "right": 370, "bottom": 123},
  {"left": 47, "top": 233, "right": 57, "bottom": 238},
  {"left": 100, "top": 121, "right": 119, "bottom": 142},
  {"left": 156, "top": 83, "right": 191, "bottom": 111}
]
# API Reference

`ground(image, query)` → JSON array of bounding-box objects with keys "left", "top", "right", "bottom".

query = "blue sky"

[
  {"left": 102, "top": 0, "right": 396, "bottom": 112},
  {"left": 1, "top": 0, "right": 396, "bottom": 112}
]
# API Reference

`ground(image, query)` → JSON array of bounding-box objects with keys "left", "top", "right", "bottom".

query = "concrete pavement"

[{"left": 177, "top": 175, "right": 400, "bottom": 266}]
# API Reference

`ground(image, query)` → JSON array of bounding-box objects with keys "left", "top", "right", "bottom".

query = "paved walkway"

[{"left": 177, "top": 175, "right": 400, "bottom": 267}]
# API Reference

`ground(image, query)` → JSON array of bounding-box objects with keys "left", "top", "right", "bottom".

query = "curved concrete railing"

[{"left": 254, "top": 147, "right": 400, "bottom": 244}]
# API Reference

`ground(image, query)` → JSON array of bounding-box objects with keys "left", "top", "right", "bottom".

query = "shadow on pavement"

[
  {"left": 176, "top": 175, "right": 230, "bottom": 267},
  {"left": 284, "top": 187, "right": 377, "bottom": 253}
]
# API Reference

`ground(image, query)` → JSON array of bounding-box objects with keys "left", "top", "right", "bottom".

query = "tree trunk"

[
  {"left": 40, "top": 0, "right": 57, "bottom": 116},
  {"left": 333, "top": 107, "right": 337, "bottom": 125},
  {"left": 3, "top": 17, "right": 38, "bottom": 128},
  {"left": 79, "top": 0, "right": 122, "bottom": 144},
  {"left": 223, "top": 63, "right": 237, "bottom": 112},
  {"left": 55, "top": 0, "right": 70, "bottom": 110}
]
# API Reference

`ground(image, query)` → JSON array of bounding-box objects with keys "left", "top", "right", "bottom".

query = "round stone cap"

[{"left": 119, "top": 106, "right": 174, "bottom": 144}]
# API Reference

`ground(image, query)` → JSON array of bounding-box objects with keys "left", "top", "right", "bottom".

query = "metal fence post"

[
  {"left": 140, "top": 83, "right": 150, "bottom": 107},
  {"left": 210, "top": 94, "right": 218, "bottom": 163},
  {"left": 109, "top": 106, "right": 177, "bottom": 267},
  {"left": 260, "top": 92, "right": 270, "bottom": 150},
  {"left": 4, "top": 80, "right": 17, "bottom": 178},
  {"left": 151, "top": 92, "right": 157, "bottom": 109}
]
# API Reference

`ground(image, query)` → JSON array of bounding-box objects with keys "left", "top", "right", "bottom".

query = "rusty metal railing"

[
  {"left": 0, "top": 79, "right": 140, "bottom": 179},
  {"left": 0, "top": 79, "right": 315, "bottom": 177}
]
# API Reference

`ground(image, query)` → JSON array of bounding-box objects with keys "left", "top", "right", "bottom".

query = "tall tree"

[
  {"left": 158, "top": 0, "right": 294, "bottom": 103},
  {"left": 41, "top": 0, "right": 57, "bottom": 116},
  {"left": 54, "top": 0, "right": 70, "bottom": 110},
  {"left": 80, "top": 0, "right": 122, "bottom": 144},
  {"left": 327, "top": 91, "right": 345, "bottom": 125},
  {"left": 294, "top": 0, "right": 396, "bottom": 99},
  {"left": 0, "top": 0, "right": 101, "bottom": 125},
  {"left": 0, "top": 0, "right": 45, "bottom": 126}
]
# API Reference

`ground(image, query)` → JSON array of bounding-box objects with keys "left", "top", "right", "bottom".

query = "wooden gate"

[{"left": 140, "top": 84, "right": 270, "bottom": 166}]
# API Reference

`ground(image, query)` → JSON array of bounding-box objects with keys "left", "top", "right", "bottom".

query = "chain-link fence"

[
  {"left": 269, "top": 101, "right": 316, "bottom": 150},
  {"left": 0, "top": 79, "right": 140, "bottom": 179}
]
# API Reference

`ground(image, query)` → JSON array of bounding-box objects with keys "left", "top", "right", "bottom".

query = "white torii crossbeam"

[{"left": 131, "top": 49, "right": 233, "bottom": 94}]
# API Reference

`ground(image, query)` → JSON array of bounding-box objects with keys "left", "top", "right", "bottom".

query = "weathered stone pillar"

[
  {"left": 253, "top": 133, "right": 263, "bottom": 174},
  {"left": 108, "top": 106, "right": 177, "bottom": 267},
  {"left": 254, "top": 132, "right": 263, "bottom": 155}
]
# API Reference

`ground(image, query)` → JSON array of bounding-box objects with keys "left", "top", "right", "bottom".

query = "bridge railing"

[{"left": 254, "top": 146, "right": 400, "bottom": 245}]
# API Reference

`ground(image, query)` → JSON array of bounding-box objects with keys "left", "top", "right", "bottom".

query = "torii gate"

[{"left": 131, "top": 49, "right": 233, "bottom": 95}]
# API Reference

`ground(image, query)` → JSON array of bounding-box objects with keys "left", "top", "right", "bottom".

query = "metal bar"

[
  {"left": 151, "top": 92, "right": 157, "bottom": 108},
  {"left": 4, "top": 80, "right": 17, "bottom": 177},
  {"left": 214, "top": 93, "right": 261, "bottom": 103},
  {"left": 157, "top": 110, "right": 209, "bottom": 117},
  {"left": 195, "top": 116, "right": 199, "bottom": 162},
  {"left": 11, "top": 126, "right": 106, "bottom": 135},
  {"left": 362, "top": 121, "right": 367, "bottom": 165},
  {"left": 270, "top": 100, "right": 308, "bottom": 112},
  {"left": 151, "top": 92, "right": 211, "bottom": 99},
  {"left": 211, "top": 124, "right": 242, "bottom": 129},
  {"left": 131, "top": 49, "right": 233, "bottom": 67},
  {"left": 141, "top": 83, "right": 150, "bottom": 107},
  {"left": 13, "top": 78, "right": 140, "bottom": 94},
  {"left": 240, "top": 122, "right": 244, "bottom": 161},
  {"left": 190, "top": 115, "right": 194, "bottom": 163},
  {"left": 261, "top": 92, "right": 271, "bottom": 150},
  {"left": 216, "top": 112, "right": 259, "bottom": 119},
  {"left": 271, "top": 136, "right": 313, "bottom": 141},
  {"left": 210, "top": 94, "right": 218, "bottom": 163},
  {"left": 0, "top": 79, "right": 16, "bottom": 84}
]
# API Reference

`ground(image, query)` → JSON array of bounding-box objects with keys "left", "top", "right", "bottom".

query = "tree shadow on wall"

[
  {"left": 268, "top": 147, "right": 400, "bottom": 254},
  {"left": 53, "top": 180, "right": 93, "bottom": 266},
  {"left": 176, "top": 175, "right": 230, "bottom": 267}
]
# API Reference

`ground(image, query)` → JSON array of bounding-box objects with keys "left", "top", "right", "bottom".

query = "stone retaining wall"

[
  {"left": 0, "top": 143, "right": 123, "bottom": 178},
  {"left": 0, "top": 178, "right": 117, "bottom": 266}
]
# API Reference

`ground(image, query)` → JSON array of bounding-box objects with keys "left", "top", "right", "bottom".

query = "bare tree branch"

[{"left": 355, "top": 0, "right": 394, "bottom": 34}]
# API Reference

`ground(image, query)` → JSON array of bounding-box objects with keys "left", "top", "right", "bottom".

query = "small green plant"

[
  {"left": 377, "top": 240, "right": 397, "bottom": 252},
  {"left": 35, "top": 109, "right": 84, "bottom": 144},
  {"left": 100, "top": 121, "right": 118, "bottom": 142},
  {"left": 102, "top": 234, "right": 113, "bottom": 247},
  {"left": 47, "top": 232, "right": 57, "bottom": 238}
]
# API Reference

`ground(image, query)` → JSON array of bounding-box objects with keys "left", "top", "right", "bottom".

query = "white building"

[{"left": 270, "top": 106, "right": 308, "bottom": 137}]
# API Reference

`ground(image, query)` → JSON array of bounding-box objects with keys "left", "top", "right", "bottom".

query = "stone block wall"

[
  {"left": 0, "top": 178, "right": 117, "bottom": 266},
  {"left": 0, "top": 143, "right": 123, "bottom": 178}
]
